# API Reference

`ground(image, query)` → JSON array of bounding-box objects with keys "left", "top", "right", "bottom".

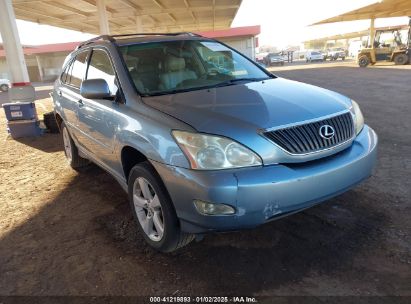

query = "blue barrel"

[{"left": 2, "top": 102, "right": 38, "bottom": 121}]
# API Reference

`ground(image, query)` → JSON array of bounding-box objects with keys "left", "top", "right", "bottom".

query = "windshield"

[{"left": 119, "top": 40, "right": 271, "bottom": 96}]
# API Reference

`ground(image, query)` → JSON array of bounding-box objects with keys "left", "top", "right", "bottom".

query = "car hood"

[{"left": 143, "top": 78, "right": 351, "bottom": 135}]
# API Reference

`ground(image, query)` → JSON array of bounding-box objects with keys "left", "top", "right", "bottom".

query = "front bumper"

[{"left": 152, "top": 125, "right": 378, "bottom": 233}]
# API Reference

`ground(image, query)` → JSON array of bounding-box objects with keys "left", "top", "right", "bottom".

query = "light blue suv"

[{"left": 53, "top": 33, "right": 378, "bottom": 252}]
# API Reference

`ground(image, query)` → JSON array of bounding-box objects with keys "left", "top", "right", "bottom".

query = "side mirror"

[{"left": 80, "top": 79, "right": 111, "bottom": 99}]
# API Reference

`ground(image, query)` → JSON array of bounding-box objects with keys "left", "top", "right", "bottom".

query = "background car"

[
  {"left": 263, "top": 53, "right": 285, "bottom": 66},
  {"left": 0, "top": 79, "right": 11, "bottom": 92},
  {"left": 255, "top": 52, "right": 268, "bottom": 64},
  {"left": 306, "top": 51, "right": 324, "bottom": 62},
  {"left": 326, "top": 48, "right": 346, "bottom": 61}
]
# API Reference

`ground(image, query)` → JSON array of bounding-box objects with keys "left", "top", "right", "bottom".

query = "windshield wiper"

[
  {"left": 232, "top": 77, "right": 270, "bottom": 82},
  {"left": 142, "top": 78, "right": 272, "bottom": 97},
  {"left": 214, "top": 77, "right": 270, "bottom": 88}
]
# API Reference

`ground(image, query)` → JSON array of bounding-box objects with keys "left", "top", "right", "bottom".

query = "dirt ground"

[{"left": 0, "top": 66, "right": 410, "bottom": 299}]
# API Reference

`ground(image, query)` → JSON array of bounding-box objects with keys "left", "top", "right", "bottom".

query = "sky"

[
  {"left": 0, "top": 0, "right": 409, "bottom": 48},
  {"left": 232, "top": 0, "right": 409, "bottom": 48}
]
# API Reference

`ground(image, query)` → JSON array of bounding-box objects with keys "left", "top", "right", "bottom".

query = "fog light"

[{"left": 193, "top": 200, "right": 235, "bottom": 215}]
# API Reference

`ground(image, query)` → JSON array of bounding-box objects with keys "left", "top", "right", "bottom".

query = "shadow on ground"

[
  {"left": 14, "top": 133, "right": 63, "bottom": 153},
  {"left": 0, "top": 162, "right": 389, "bottom": 295}
]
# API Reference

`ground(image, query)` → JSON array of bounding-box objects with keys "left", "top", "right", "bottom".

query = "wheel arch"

[
  {"left": 54, "top": 112, "right": 63, "bottom": 131},
  {"left": 121, "top": 145, "right": 150, "bottom": 182}
]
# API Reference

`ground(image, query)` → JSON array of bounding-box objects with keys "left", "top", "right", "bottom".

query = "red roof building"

[{"left": 0, "top": 26, "right": 260, "bottom": 82}]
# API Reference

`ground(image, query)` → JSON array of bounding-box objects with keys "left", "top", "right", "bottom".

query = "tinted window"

[
  {"left": 87, "top": 49, "right": 118, "bottom": 95},
  {"left": 68, "top": 51, "right": 88, "bottom": 88}
]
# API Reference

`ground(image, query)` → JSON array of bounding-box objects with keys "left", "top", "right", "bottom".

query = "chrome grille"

[{"left": 263, "top": 112, "right": 354, "bottom": 154}]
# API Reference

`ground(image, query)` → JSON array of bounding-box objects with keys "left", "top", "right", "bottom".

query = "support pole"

[
  {"left": 370, "top": 18, "right": 375, "bottom": 48},
  {"left": 407, "top": 16, "right": 411, "bottom": 48},
  {"left": 0, "top": 0, "right": 35, "bottom": 103},
  {"left": 369, "top": 18, "right": 376, "bottom": 63},
  {"left": 35, "top": 56, "right": 44, "bottom": 82},
  {"left": 96, "top": 0, "right": 110, "bottom": 35},
  {"left": 136, "top": 17, "right": 143, "bottom": 33},
  {"left": 0, "top": 0, "right": 30, "bottom": 84}
]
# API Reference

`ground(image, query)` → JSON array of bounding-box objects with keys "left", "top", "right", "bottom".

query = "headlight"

[
  {"left": 351, "top": 100, "right": 364, "bottom": 135},
  {"left": 172, "top": 131, "right": 262, "bottom": 170}
]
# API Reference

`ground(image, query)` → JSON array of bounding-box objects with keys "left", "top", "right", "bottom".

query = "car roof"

[
  {"left": 70, "top": 35, "right": 220, "bottom": 59},
  {"left": 114, "top": 35, "right": 211, "bottom": 46},
  {"left": 77, "top": 35, "right": 213, "bottom": 52}
]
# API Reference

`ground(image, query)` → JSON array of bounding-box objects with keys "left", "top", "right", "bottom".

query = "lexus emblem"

[{"left": 319, "top": 125, "right": 335, "bottom": 139}]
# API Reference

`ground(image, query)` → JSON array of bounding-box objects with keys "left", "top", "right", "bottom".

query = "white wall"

[{"left": 217, "top": 36, "right": 256, "bottom": 60}]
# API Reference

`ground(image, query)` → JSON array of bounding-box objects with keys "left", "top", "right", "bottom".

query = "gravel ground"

[{"left": 0, "top": 66, "right": 410, "bottom": 299}]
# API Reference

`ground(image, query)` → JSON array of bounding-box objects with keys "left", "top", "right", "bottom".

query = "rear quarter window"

[
  {"left": 60, "top": 59, "right": 73, "bottom": 84},
  {"left": 67, "top": 51, "right": 89, "bottom": 88}
]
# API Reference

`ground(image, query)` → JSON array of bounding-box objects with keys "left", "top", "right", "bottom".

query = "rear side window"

[
  {"left": 87, "top": 49, "right": 118, "bottom": 95},
  {"left": 68, "top": 51, "right": 88, "bottom": 88}
]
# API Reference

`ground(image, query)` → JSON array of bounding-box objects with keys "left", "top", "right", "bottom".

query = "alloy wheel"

[{"left": 133, "top": 177, "right": 164, "bottom": 242}]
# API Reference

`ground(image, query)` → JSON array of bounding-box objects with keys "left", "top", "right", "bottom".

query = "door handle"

[
  {"left": 78, "top": 99, "right": 84, "bottom": 106},
  {"left": 58, "top": 91, "right": 62, "bottom": 97}
]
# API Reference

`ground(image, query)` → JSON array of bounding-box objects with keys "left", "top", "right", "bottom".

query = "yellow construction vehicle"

[{"left": 358, "top": 19, "right": 410, "bottom": 67}]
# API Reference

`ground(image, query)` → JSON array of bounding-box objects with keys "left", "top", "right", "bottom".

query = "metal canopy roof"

[
  {"left": 311, "top": 0, "right": 411, "bottom": 25},
  {"left": 11, "top": 0, "right": 242, "bottom": 34},
  {"left": 305, "top": 24, "right": 409, "bottom": 43}
]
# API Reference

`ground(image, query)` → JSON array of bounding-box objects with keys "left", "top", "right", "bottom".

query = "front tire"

[
  {"left": 358, "top": 55, "right": 370, "bottom": 67},
  {"left": 128, "top": 161, "right": 194, "bottom": 252},
  {"left": 61, "top": 121, "right": 89, "bottom": 169}
]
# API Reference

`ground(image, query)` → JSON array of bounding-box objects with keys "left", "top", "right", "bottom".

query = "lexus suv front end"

[{"left": 53, "top": 33, "right": 377, "bottom": 252}]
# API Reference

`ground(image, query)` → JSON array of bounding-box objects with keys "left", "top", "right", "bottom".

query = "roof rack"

[
  {"left": 111, "top": 32, "right": 202, "bottom": 38},
  {"left": 76, "top": 35, "right": 115, "bottom": 50},
  {"left": 76, "top": 32, "right": 202, "bottom": 49}
]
